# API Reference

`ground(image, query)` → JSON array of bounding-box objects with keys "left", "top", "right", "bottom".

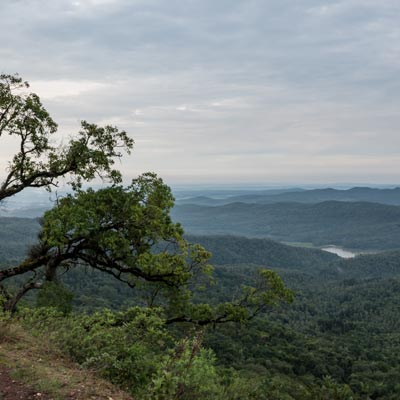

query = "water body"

[{"left": 321, "top": 246, "right": 356, "bottom": 258}]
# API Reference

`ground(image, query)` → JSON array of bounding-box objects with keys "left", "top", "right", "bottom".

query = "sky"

[{"left": 1, "top": 0, "right": 400, "bottom": 186}]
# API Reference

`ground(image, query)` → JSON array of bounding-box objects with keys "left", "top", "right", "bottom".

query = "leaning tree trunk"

[{"left": 3, "top": 279, "right": 42, "bottom": 314}]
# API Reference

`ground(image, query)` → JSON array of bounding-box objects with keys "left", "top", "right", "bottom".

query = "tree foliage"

[
  {"left": 1, "top": 173, "right": 292, "bottom": 321},
  {"left": 0, "top": 73, "right": 133, "bottom": 201},
  {"left": 0, "top": 74, "right": 292, "bottom": 323}
]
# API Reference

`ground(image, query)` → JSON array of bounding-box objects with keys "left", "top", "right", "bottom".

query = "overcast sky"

[{"left": 1, "top": 0, "right": 400, "bottom": 186}]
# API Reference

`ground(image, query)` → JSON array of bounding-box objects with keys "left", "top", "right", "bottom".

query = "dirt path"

[{"left": 0, "top": 366, "right": 50, "bottom": 400}]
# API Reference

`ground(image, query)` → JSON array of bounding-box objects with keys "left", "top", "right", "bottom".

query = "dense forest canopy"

[
  {"left": 2, "top": 221, "right": 400, "bottom": 398},
  {"left": 172, "top": 200, "right": 400, "bottom": 250}
]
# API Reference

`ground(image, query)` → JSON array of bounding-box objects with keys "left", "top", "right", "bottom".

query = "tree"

[
  {"left": 0, "top": 72, "right": 131, "bottom": 308},
  {"left": 0, "top": 74, "right": 293, "bottom": 321},
  {"left": 0, "top": 73, "right": 133, "bottom": 200}
]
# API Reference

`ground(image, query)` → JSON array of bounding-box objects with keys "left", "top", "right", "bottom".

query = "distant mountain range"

[
  {"left": 3, "top": 186, "right": 400, "bottom": 251},
  {"left": 176, "top": 187, "right": 400, "bottom": 206},
  {"left": 2, "top": 186, "right": 400, "bottom": 218}
]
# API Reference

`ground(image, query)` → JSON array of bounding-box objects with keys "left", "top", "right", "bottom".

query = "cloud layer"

[{"left": 1, "top": 0, "right": 399, "bottom": 184}]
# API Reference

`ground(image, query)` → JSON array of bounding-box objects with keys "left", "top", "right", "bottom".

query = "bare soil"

[
  {"left": 0, "top": 323, "right": 134, "bottom": 400},
  {"left": 0, "top": 365, "right": 50, "bottom": 400}
]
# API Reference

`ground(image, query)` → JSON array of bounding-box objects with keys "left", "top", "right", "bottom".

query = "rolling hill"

[{"left": 173, "top": 201, "right": 400, "bottom": 250}]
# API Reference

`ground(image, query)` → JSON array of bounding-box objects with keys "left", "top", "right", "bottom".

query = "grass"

[{"left": 0, "top": 321, "right": 133, "bottom": 400}]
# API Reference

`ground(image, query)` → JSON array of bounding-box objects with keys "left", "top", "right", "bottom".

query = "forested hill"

[
  {"left": 335, "top": 250, "right": 400, "bottom": 280},
  {"left": 2, "top": 215, "right": 400, "bottom": 286},
  {"left": 173, "top": 201, "right": 400, "bottom": 250},
  {"left": 3, "top": 216, "right": 400, "bottom": 397},
  {"left": 186, "top": 235, "right": 338, "bottom": 272},
  {"left": 0, "top": 216, "right": 337, "bottom": 272},
  {"left": 185, "top": 235, "right": 400, "bottom": 283},
  {"left": 177, "top": 186, "right": 400, "bottom": 206},
  {"left": 0, "top": 217, "right": 39, "bottom": 262}
]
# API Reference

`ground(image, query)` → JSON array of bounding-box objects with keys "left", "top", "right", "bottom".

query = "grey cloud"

[{"left": 1, "top": 0, "right": 399, "bottom": 184}]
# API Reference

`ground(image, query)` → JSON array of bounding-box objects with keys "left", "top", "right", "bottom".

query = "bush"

[
  {"left": 36, "top": 282, "right": 74, "bottom": 314},
  {"left": 145, "top": 331, "right": 224, "bottom": 400},
  {"left": 20, "top": 306, "right": 170, "bottom": 392}
]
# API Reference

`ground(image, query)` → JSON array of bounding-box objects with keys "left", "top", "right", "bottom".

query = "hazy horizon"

[{"left": 1, "top": 1, "right": 400, "bottom": 184}]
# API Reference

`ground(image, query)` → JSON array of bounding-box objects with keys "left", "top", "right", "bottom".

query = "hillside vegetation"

[
  {"left": 0, "top": 322, "right": 133, "bottom": 399},
  {"left": 2, "top": 216, "right": 400, "bottom": 398}
]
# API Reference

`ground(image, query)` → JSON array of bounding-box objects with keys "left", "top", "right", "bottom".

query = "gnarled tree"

[
  {"left": 0, "top": 73, "right": 134, "bottom": 200},
  {"left": 0, "top": 72, "right": 131, "bottom": 308},
  {"left": 0, "top": 74, "right": 293, "bottom": 322},
  {"left": 0, "top": 173, "right": 293, "bottom": 321}
]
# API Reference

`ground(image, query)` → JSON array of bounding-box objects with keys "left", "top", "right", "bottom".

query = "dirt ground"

[
  {"left": 0, "top": 365, "right": 51, "bottom": 400},
  {"left": 0, "top": 323, "right": 134, "bottom": 400}
]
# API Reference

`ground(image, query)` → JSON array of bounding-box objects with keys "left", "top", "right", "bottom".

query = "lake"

[{"left": 321, "top": 246, "right": 356, "bottom": 258}]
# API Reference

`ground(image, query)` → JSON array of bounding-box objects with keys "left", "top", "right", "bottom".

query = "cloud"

[
  {"left": 30, "top": 79, "right": 108, "bottom": 100},
  {"left": 0, "top": 0, "right": 399, "bottom": 184}
]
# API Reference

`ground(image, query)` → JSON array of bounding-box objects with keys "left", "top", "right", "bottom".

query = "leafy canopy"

[
  {"left": 0, "top": 74, "right": 293, "bottom": 323},
  {"left": 0, "top": 73, "right": 133, "bottom": 200}
]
